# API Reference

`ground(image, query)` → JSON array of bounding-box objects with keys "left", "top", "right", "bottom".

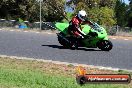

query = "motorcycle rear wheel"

[{"left": 57, "top": 32, "right": 73, "bottom": 48}]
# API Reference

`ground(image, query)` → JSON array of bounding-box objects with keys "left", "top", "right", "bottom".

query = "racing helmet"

[{"left": 77, "top": 10, "right": 87, "bottom": 21}]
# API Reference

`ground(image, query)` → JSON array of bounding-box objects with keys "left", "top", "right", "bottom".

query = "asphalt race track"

[{"left": 0, "top": 29, "right": 132, "bottom": 70}]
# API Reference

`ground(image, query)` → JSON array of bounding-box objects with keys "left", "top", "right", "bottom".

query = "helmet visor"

[{"left": 80, "top": 15, "right": 86, "bottom": 20}]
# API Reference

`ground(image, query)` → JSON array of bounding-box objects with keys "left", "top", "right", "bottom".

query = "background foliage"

[{"left": 0, "top": 0, "right": 132, "bottom": 27}]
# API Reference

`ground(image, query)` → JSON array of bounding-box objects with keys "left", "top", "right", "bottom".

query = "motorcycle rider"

[
  {"left": 68, "top": 10, "right": 93, "bottom": 39},
  {"left": 68, "top": 10, "right": 93, "bottom": 48}
]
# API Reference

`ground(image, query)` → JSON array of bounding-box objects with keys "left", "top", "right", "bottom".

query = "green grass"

[{"left": 0, "top": 57, "right": 131, "bottom": 88}]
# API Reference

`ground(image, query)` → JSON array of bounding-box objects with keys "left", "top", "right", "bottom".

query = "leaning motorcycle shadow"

[
  {"left": 41, "top": 45, "right": 102, "bottom": 51},
  {"left": 42, "top": 45, "right": 64, "bottom": 49}
]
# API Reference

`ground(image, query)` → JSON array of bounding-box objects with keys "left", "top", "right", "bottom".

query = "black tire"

[
  {"left": 58, "top": 36, "right": 66, "bottom": 46},
  {"left": 76, "top": 76, "right": 87, "bottom": 85},
  {"left": 57, "top": 32, "right": 73, "bottom": 48},
  {"left": 97, "top": 40, "right": 113, "bottom": 51}
]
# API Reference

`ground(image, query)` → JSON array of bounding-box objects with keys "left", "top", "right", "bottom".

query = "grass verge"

[{"left": 0, "top": 57, "right": 131, "bottom": 88}]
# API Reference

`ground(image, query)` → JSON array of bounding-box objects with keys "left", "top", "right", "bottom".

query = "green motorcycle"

[{"left": 55, "top": 22, "right": 113, "bottom": 51}]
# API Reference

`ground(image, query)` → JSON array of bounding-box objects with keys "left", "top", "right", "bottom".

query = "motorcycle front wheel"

[{"left": 97, "top": 40, "right": 113, "bottom": 51}]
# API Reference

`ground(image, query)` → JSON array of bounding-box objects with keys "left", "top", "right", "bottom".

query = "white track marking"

[
  {"left": 17, "top": 30, "right": 21, "bottom": 32},
  {"left": 124, "top": 39, "right": 129, "bottom": 40},
  {"left": 24, "top": 31, "right": 28, "bottom": 32},
  {"left": 112, "top": 38, "right": 116, "bottom": 39},
  {"left": 0, "top": 55, "right": 132, "bottom": 72},
  {"left": 36, "top": 32, "right": 40, "bottom": 34},
  {"left": 10, "top": 30, "right": 14, "bottom": 31},
  {"left": 47, "top": 32, "right": 53, "bottom": 34}
]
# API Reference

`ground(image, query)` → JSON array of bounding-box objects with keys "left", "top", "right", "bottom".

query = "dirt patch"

[{"left": 109, "top": 36, "right": 132, "bottom": 40}]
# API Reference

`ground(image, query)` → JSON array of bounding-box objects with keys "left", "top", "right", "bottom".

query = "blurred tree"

[
  {"left": 129, "top": 0, "right": 132, "bottom": 4},
  {"left": 127, "top": 0, "right": 132, "bottom": 27},
  {"left": 0, "top": 0, "right": 39, "bottom": 22},
  {"left": 67, "top": 0, "right": 116, "bottom": 8},
  {"left": 0, "top": 0, "right": 65, "bottom": 22},
  {"left": 44, "top": 0, "right": 68, "bottom": 21},
  {"left": 115, "top": 0, "right": 128, "bottom": 27},
  {"left": 0, "top": 0, "right": 129, "bottom": 28},
  {"left": 73, "top": 0, "right": 116, "bottom": 27}
]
